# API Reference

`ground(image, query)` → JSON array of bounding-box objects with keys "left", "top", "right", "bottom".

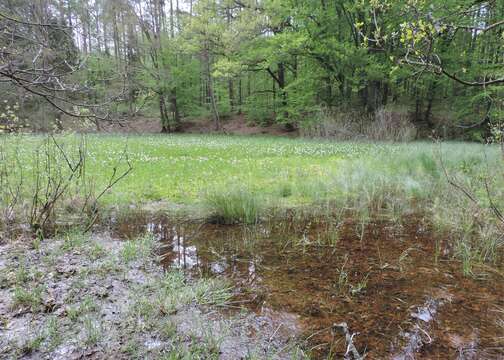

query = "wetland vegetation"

[
  {"left": 2, "top": 134, "right": 504, "bottom": 359},
  {"left": 1, "top": 0, "right": 504, "bottom": 358}
]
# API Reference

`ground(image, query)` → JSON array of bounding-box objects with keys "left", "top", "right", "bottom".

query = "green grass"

[
  {"left": 204, "top": 187, "right": 262, "bottom": 224},
  {"left": 12, "top": 285, "right": 44, "bottom": 311},
  {"left": 0, "top": 134, "right": 393, "bottom": 206},
  {"left": 120, "top": 234, "right": 155, "bottom": 263},
  {"left": 2, "top": 133, "right": 504, "bottom": 271},
  {"left": 2, "top": 134, "right": 501, "bottom": 215},
  {"left": 1, "top": 134, "right": 501, "bottom": 208}
]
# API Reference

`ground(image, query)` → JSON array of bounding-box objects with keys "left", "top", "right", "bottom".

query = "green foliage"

[
  {"left": 1, "top": 0, "right": 503, "bottom": 133},
  {"left": 243, "top": 95, "right": 274, "bottom": 125}
]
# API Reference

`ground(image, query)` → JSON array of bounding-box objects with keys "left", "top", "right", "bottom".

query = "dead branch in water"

[{"left": 332, "top": 322, "right": 365, "bottom": 360}]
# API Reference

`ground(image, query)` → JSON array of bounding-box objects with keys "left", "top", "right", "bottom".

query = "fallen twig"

[{"left": 332, "top": 322, "right": 365, "bottom": 360}]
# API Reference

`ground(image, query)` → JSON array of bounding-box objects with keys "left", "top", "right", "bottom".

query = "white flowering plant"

[{"left": 0, "top": 100, "right": 24, "bottom": 133}]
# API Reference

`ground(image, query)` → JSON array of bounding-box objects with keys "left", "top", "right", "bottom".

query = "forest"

[
  {"left": 1, "top": 1, "right": 504, "bottom": 359},
  {"left": 0, "top": 0, "right": 503, "bottom": 138}
]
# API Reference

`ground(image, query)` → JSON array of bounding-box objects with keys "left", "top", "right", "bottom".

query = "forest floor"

[{"left": 65, "top": 115, "right": 297, "bottom": 137}]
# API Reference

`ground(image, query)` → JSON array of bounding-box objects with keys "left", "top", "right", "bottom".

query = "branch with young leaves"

[{"left": 358, "top": 0, "right": 504, "bottom": 87}]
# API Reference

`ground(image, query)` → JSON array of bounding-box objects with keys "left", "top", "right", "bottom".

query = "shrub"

[
  {"left": 300, "top": 106, "right": 416, "bottom": 141},
  {"left": 366, "top": 108, "right": 417, "bottom": 141}
]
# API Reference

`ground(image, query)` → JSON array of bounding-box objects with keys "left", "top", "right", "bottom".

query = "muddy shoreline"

[{"left": 0, "top": 231, "right": 303, "bottom": 359}]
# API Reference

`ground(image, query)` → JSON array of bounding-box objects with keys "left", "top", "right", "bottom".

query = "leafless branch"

[
  {"left": 0, "top": 11, "right": 70, "bottom": 28},
  {"left": 83, "top": 144, "right": 133, "bottom": 233},
  {"left": 332, "top": 322, "right": 365, "bottom": 360}
]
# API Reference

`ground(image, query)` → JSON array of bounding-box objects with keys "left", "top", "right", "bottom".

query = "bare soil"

[{"left": 64, "top": 115, "right": 299, "bottom": 136}]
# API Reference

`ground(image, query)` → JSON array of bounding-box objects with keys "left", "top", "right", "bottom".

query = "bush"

[
  {"left": 366, "top": 108, "right": 417, "bottom": 141},
  {"left": 300, "top": 106, "right": 416, "bottom": 142}
]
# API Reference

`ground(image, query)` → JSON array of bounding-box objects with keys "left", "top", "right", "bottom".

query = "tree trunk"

[
  {"left": 277, "top": 63, "right": 294, "bottom": 130},
  {"left": 203, "top": 47, "right": 220, "bottom": 130},
  {"left": 170, "top": 88, "right": 180, "bottom": 130},
  {"left": 414, "top": 87, "right": 423, "bottom": 123},
  {"left": 237, "top": 78, "right": 242, "bottom": 114},
  {"left": 159, "top": 93, "right": 170, "bottom": 133},
  {"left": 424, "top": 81, "right": 437, "bottom": 128},
  {"left": 112, "top": 13, "right": 120, "bottom": 62},
  {"left": 228, "top": 80, "right": 234, "bottom": 113},
  {"left": 95, "top": 4, "right": 102, "bottom": 52},
  {"left": 169, "top": 0, "right": 175, "bottom": 38}
]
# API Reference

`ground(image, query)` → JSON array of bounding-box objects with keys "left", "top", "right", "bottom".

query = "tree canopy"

[{"left": 0, "top": 0, "right": 503, "bottom": 138}]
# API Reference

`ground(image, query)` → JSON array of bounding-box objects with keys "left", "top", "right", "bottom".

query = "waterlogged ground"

[
  {"left": 3, "top": 134, "right": 504, "bottom": 359},
  {"left": 3, "top": 134, "right": 502, "bottom": 208},
  {"left": 0, "top": 232, "right": 304, "bottom": 359},
  {"left": 114, "top": 213, "right": 504, "bottom": 359}
]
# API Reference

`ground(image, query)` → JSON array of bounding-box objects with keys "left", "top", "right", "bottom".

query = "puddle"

[{"left": 110, "top": 214, "right": 504, "bottom": 359}]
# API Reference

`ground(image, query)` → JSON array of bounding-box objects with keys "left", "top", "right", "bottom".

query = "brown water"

[{"left": 111, "top": 214, "right": 504, "bottom": 359}]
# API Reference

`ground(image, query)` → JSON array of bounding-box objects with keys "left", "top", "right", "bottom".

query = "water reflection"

[
  {"left": 143, "top": 221, "right": 264, "bottom": 286},
  {"left": 110, "top": 215, "right": 504, "bottom": 359},
  {"left": 164, "top": 227, "right": 199, "bottom": 269}
]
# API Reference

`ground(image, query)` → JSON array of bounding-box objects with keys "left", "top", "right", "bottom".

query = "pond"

[{"left": 111, "top": 213, "right": 504, "bottom": 359}]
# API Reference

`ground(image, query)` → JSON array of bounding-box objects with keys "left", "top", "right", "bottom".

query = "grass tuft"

[
  {"left": 12, "top": 285, "right": 44, "bottom": 311},
  {"left": 204, "top": 187, "right": 262, "bottom": 224},
  {"left": 120, "top": 234, "right": 155, "bottom": 263}
]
